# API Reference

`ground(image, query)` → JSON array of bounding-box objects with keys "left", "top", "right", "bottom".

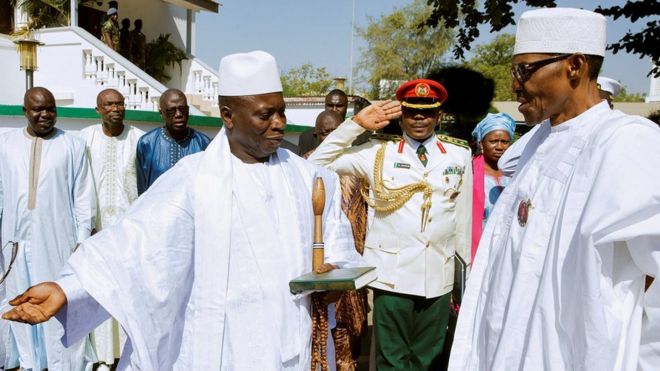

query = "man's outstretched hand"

[
  {"left": 2, "top": 282, "right": 67, "bottom": 324},
  {"left": 354, "top": 100, "right": 402, "bottom": 131}
]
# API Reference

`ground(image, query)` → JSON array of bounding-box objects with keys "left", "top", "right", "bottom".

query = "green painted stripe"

[{"left": 0, "top": 105, "right": 311, "bottom": 132}]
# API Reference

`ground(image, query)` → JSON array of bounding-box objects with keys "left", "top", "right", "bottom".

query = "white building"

[
  {"left": 0, "top": 0, "right": 321, "bottom": 142},
  {"left": 646, "top": 72, "right": 660, "bottom": 103},
  {"left": 0, "top": 0, "right": 230, "bottom": 136}
]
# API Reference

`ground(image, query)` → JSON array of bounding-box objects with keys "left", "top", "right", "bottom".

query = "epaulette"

[
  {"left": 436, "top": 134, "right": 469, "bottom": 149},
  {"left": 369, "top": 133, "right": 402, "bottom": 143}
]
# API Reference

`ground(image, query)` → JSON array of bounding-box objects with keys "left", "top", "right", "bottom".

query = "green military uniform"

[
  {"left": 129, "top": 29, "right": 147, "bottom": 70},
  {"left": 101, "top": 19, "right": 120, "bottom": 52}
]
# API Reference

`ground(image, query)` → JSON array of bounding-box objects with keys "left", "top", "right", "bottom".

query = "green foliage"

[
  {"left": 465, "top": 34, "right": 516, "bottom": 101},
  {"left": 614, "top": 87, "right": 646, "bottom": 102},
  {"left": 357, "top": 0, "right": 454, "bottom": 99},
  {"left": 145, "top": 34, "right": 188, "bottom": 84},
  {"left": 424, "top": 0, "right": 660, "bottom": 77},
  {"left": 281, "top": 63, "right": 334, "bottom": 97},
  {"left": 10, "top": 0, "right": 70, "bottom": 31},
  {"left": 596, "top": 1, "right": 660, "bottom": 76}
]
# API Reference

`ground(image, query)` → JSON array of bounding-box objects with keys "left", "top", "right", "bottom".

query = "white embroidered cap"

[
  {"left": 218, "top": 50, "right": 283, "bottom": 96},
  {"left": 597, "top": 76, "right": 622, "bottom": 97},
  {"left": 514, "top": 8, "right": 606, "bottom": 56}
]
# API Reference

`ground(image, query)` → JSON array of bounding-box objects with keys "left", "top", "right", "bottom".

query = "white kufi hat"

[
  {"left": 218, "top": 50, "right": 283, "bottom": 96},
  {"left": 514, "top": 8, "right": 606, "bottom": 56},
  {"left": 597, "top": 76, "right": 622, "bottom": 97}
]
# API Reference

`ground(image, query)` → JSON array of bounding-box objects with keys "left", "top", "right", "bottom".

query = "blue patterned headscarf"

[{"left": 472, "top": 113, "right": 516, "bottom": 143}]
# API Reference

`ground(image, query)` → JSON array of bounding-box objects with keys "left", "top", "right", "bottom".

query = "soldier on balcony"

[
  {"left": 130, "top": 19, "right": 147, "bottom": 70},
  {"left": 101, "top": 8, "right": 120, "bottom": 52}
]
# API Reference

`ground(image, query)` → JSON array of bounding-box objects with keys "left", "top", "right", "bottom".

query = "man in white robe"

[
  {"left": 1, "top": 52, "right": 393, "bottom": 370},
  {"left": 80, "top": 88, "right": 144, "bottom": 371},
  {"left": 447, "top": 8, "right": 660, "bottom": 371},
  {"left": 0, "top": 87, "right": 96, "bottom": 370}
]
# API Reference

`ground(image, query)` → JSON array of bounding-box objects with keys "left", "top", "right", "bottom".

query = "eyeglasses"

[
  {"left": 511, "top": 54, "right": 571, "bottom": 84},
  {"left": 165, "top": 106, "right": 189, "bottom": 116},
  {"left": 0, "top": 241, "right": 19, "bottom": 286}
]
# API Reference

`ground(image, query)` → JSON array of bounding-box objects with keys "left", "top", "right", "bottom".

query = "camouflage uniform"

[{"left": 101, "top": 19, "right": 120, "bottom": 51}]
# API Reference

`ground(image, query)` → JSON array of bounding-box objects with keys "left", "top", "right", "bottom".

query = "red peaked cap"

[{"left": 395, "top": 79, "right": 448, "bottom": 109}]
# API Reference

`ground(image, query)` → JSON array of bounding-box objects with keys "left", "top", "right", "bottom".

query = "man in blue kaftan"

[{"left": 136, "top": 89, "right": 210, "bottom": 194}]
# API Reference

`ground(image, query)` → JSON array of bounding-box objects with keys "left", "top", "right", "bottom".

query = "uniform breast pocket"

[
  {"left": 384, "top": 167, "right": 417, "bottom": 187},
  {"left": 363, "top": 244, "right": 398, "bottom": 285},
  {"left": 440, "top": 173, "right": 463, "bottom": 200}
]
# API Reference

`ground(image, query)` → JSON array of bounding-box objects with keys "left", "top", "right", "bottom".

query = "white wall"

[
  {"left": 35, "top": 36, "right": 98, "bottom": 107},
  {"left": 0, "top": 36, "right": 29, "bottom": 105},
  {"left": 0, "top": 27, "right": 213, "bottom": 116},
  {"left": 647, "top": 75, "right": 660, "bottom": 102},
  {"left": 118, "top": 0, "right": 189, "bottom": 52},
  {"left": 77, "top": 1, "right": 207, "bottom": 94}
]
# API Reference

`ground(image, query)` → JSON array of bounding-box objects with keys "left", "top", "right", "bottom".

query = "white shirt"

[
  {"left": 0, "top": 128, "right": 96, "bottom": 370},
  {"left": 80, "top": 124, "right": 144, "bottom": 230},
  {"left": 449, "top": 102, "right": 660, "bottom": 371}
]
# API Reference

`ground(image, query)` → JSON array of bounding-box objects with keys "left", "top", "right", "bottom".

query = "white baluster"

[
  {"left": 203, "top": 76, "right": 212, "bottom": 101},
  {"left": 138, "top": 88, "right": 148, "bottom": 110},
  {"left": 143, "top": 90, "right": 155, "bottom": 111},
  {"left": 94, "top": 57, "right": 104, "bottom": 86},
  {"left": 106, "top": 64, "right": 118, "bottom": 88},
  {"left": 99, "top": 59, "right": 109, "bottom": 85},
  {"left": 83, "top": 50, "right": 96, "bottom": 79},
  {"left": 212, "top": 81, "right": 219, "bottom": 107},
  {"left": 194, "top": 70, "right": 203, "bottom": 93},
  {"left": 127, "top": 80, "right": 139, "bottom": 109},
  {"left": 117, "top": 72, "right": 129, "bottom": 96},
  {"left": 151, "top": 96, "right": 160, "bottom": 112}
]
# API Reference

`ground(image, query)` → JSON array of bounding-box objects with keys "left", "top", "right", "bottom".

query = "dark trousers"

[{"left": 373, "top": 289, "right": 451, "bottom": 371}]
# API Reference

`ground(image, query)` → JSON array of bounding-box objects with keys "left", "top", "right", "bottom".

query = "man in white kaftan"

[
  {"left": 448, "top": 9, "right": 660, "bottom": 371},
  {"left": 80, "top": 88, "right": 144, "bottom": 370},
  {"left": 1, "top": 52, "right": 380, "bottom": 371},
  {"left": 0, "top": 87, "right": 96, "bottom": 370}
]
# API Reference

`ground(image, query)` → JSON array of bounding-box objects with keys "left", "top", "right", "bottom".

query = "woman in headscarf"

[{"left": 470, "top": 113, "right": 516, "bottom": 261}]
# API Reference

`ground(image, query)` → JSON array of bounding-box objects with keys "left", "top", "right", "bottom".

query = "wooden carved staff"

[
  {"left": 311, "top": 177, "right": 329, "bottom": 371},
  {"left": 312, "top": 177, "right": 325, "bottom": 271}
]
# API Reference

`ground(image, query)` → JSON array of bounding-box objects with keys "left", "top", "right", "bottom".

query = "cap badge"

[{"left": 415, "top": 82, "right": 430, "bottom": 97}]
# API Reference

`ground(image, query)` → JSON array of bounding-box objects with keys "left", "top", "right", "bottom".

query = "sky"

[{"left": 195, "top": 0, "right": 654, "bottom": 96}]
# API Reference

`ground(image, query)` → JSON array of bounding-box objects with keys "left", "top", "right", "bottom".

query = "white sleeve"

[
  {"left": 73, "top": 145, "right": 96, "bottom": 242},
  {"left": 308, "top": 119, "right": 373, "bottom": 179},
  {"left": 0, "top": 152, "right": 3, "bottom": 237},
  {"left": 582, "top": 123, "right": 660, "bottom": 370},
  {"left": 455, "top": 149, "right": 473, "bottom": 266},
  {"left": 55, "top": 272, "right": 110, "bottom": 347}
]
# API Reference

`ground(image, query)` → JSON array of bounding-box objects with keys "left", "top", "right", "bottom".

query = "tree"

[
  {"left": 465, "top": 33, "right": 516, "bottom": 101},
  {"left": 424, "top": 0, "right": 660, "bottom": 76},
  {"left": 357, "top": 0, "right": 454, "bottom": 99},
  {"left": 280, "top": 64, "right": 334, "bottom": 97},
  {"left": 614, "top": 87, "right": 646, "bottom": 102},
  {"left": 145, "top": 34, "right": 188, "bottom": 84},
  {"left": 10, "top": 0, "right": 69, "bottom": 32}
]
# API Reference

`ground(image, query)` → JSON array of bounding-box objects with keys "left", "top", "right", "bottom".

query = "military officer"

[{"left": 309, "top": 78, "right": 472, "bottom": 370}]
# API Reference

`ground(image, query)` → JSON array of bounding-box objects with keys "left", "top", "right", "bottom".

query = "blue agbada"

[{"left": 136, "top": 127, "right": 210, "bottom": 194}]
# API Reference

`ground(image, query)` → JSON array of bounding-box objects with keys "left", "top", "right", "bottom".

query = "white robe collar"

[{"left": 190, "top": 128, "right": 313, "bottom": 368}]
